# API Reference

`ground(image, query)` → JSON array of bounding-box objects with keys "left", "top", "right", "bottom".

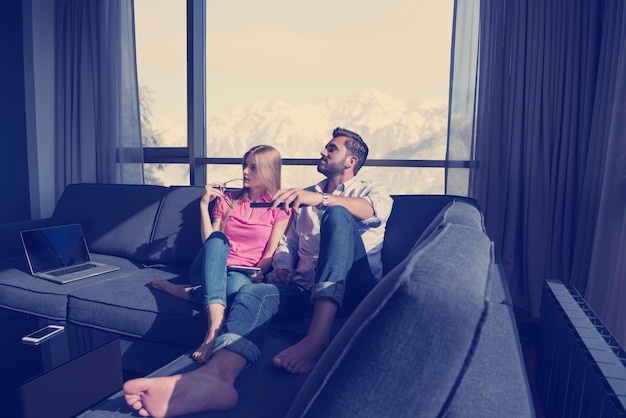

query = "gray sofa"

[{"left": 0, "top": 183, "right": 535, "bottom": 417}]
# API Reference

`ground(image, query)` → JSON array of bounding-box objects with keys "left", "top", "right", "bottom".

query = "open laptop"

[{"left": 20, "top": 223, "right": 119, "bottom": 284}]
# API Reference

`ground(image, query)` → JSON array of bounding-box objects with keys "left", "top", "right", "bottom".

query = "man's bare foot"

[
  {"left": 123, "top": 367, "right": 238, "bottom": 417},
  {"left": 272, "top": 335, "right": 328, "bottom": 374},
  {"left": 148, "top": 279, "right": 191, "bottom": 300}
]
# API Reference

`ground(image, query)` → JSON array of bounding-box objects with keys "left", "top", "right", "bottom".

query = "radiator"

[{"left": 536, "top": 280, "right": 626, "bottom": 418}]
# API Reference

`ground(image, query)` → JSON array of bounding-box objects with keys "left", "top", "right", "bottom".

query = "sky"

[
  {"left": 134, "top": 0, "right": 453, "bottom": 126},
  {"left": 205, "top": 0, "right": 454, "bottom": 112},
  {"left": 133, "top": 0, "right": 456, "bottom": 191}
]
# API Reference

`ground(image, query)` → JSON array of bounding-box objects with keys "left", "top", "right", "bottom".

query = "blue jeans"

[
  {"left": 213, "top": 206, "right": 377, "bottom": 364},
  {"left": 188, "top": 231, "right": 253, "bottom": 309}
]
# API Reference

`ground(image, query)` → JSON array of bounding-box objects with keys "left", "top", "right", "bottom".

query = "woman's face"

[{"left": 242, "top": 154, "right": 260, "bottom": 189}]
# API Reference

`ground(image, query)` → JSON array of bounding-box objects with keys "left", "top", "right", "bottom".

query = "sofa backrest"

[
  {"left": 146, "top": 186, "right": 206, "bottom": 265},
  {"left": 50, "top": 183, "right": 167, "bottom": 263},
  {"left": 50, "top": 185, "right": 481, "bottom": 272},
  {"left": 382, "top": 194, "right": 480, "bottom": 274}
]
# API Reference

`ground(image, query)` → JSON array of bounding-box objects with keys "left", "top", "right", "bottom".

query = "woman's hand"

[
  {"left": 200, "top": 183, "right": 225, "bottom": 207},
  {"left": 249, "top": 270, "right": 265, "bottom": 283}
]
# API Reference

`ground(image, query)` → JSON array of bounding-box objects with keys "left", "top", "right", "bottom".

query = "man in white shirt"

[
  {"left": 123, "top": 127, "right": 393, "bottom": 416},
  {"left": 266, "top": 128, "right": 393, "bottom": 374}
]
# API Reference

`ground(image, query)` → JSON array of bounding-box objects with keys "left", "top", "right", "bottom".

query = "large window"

[
  {"left": 135, "top": 0, "right": 454, "bottom": 193},
  {"left": 134, "top": 0, "right": 188, "bottom": 185}
]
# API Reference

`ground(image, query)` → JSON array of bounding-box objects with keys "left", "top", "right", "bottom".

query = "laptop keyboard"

[{"left": 49, "top": 263, "right": 97, "bottom": 276}]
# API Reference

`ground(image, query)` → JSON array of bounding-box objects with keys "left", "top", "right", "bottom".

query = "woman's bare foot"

[
  {"left": 192, "top": 328, "right": 219, "bottom": 363},
  {"left": 272, "top": 334, "right": 328, "bottom": 374},
  {"left": 123, "top": 367, "right": 238, "bottom": 417},
  {"left": 148, "top": 279, "right": 192, "bottom": 300},
  {"left": 192, "top": 304, "right": 226, "bottom": 363}
]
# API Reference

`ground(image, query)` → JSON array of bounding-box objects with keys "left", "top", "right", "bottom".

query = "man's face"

[{"left": 318, "top": 136, "right": 350, "bottom": 177}]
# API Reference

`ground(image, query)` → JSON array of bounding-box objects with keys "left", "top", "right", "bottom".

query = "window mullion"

[{"left": 187, "top": 0, "right": 206, "bottom": 186}]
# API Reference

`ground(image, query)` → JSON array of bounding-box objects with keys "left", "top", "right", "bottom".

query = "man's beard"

[{"left": 317, "top": 158, "right": 346, "bottom": 177}]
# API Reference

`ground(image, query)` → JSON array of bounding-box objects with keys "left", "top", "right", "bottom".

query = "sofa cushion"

[
  {"left": 146, "top": 186, "right": 205, "bottom": 265},
  {"left": 443, "top": 302, "right": 535, "bottom": 417},
  {"left": 0, "top": 254, "right": 143, "bottom": 320},
  {"left": 50, "top": 183, "right": 166, "bottom": 263},
  {"left": 287, "top": 221, "right": 492, "bottom": 418},
  {"left": 441, "top": 199, "right": 485, "bottom": 230},
  {"left": 66, "top": 267, "right": 206, "bottom": 348}
]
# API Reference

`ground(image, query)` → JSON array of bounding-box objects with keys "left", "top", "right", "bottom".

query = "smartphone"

[
  {"left": 227, "top": 266, "right": 261, "bottom": 275},
  {"left": 22, "top": 324, "right": 65, "bottom": 345}
]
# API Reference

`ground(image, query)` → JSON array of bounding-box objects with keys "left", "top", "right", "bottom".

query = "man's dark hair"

[{"left": 332, "top": 127, "right": 369, "bottom": 174}]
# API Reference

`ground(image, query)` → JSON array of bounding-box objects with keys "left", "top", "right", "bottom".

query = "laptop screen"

[{"left": 21, "top": 224, "right": 91, "bottom": 274}]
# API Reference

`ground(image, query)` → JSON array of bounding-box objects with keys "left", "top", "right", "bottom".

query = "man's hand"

[
  {"left": 266, "top": 268, "right": 294, "bottom": 284},
  {"left": 270, "top": 189, "right": 323, "bottom": 214}
]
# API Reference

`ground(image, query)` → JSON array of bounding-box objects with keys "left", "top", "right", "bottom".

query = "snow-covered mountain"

[
  {"left": 207, "top": 88, "right": 448, "bottom": 161},
  {"left": 147, "top": 89, "right": 450, "bottom": 194}
]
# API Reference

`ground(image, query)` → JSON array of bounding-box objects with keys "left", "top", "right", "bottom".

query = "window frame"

[{"left": 141, "top": 0, "right": 472, "bottom": 191}]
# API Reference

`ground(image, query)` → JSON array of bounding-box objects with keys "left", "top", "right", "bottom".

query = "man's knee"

[{"left": 321, "top": 206, "right": 353, "bottom": 228}]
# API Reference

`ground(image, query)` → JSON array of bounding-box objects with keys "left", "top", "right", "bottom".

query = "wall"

[{"left": 0, "top": 0, "right": 31, "bottom": 223}]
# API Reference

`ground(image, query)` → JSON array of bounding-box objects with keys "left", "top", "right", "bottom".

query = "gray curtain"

[
  {"left": 454, "top": 0, "right": 626, "bottom": 346},
  {"left": 584, "top": 7, "right": 626, "bottom": 346},
  {"left": 54, "top": 0, "right": 143, "bottom": 197}
]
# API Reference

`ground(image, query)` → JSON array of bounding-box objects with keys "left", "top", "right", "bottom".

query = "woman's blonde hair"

[
  {"left": 243, "top": 145, "right": 282, "bottom": 196},
  {"left": 220, "top": 145, "right": 282, "bottom": 232}
]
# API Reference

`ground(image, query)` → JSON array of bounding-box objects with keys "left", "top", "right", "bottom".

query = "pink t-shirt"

[{"left": 212, "top": 193, "right": 290, "bottom": 267}]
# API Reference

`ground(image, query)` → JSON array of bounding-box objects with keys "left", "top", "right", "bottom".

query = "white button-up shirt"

[{"left": 272, "top": 177, "right": 393, "bottom": 291}]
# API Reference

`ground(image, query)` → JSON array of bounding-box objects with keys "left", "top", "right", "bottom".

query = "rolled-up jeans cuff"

[
  {"left": 204, "top": 297, "right": 226, "bottom": 310},
  {"left": 212, "top": 332, "right": 261, "bottom": 365},
  {"left": 310, "top": 281, "right": 345, "bottom": 306}
]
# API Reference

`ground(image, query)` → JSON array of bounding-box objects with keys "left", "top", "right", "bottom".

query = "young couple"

[{"left": 127, "top": 127, "right": 394, "bottom": 417}]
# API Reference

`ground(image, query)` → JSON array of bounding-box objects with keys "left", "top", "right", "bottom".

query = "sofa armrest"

[{"left": 0, "top": 218, "right": 51, "bottom": 259}]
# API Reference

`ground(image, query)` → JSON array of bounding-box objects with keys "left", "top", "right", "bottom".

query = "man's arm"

[
  {"left": 321, "top": 193, "right": 374, "bottom": 220},
  {"left": 271, "top": 189, "right": 374, "bottom": 220}
]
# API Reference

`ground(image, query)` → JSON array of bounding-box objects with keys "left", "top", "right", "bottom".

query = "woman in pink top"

[{"left": 150, "top": 145, "right": 290, "bottom": 363}]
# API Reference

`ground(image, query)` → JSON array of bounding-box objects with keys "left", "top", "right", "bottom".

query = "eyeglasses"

[{"left": 213, "top": 178, "right": 243, "bottom": 209}]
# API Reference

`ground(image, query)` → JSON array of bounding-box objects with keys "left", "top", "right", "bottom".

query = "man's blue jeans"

[
  {"left": 188, "top": 231, "right": 253, "bottom": 309},
  {"left": 213, "top": 206, "right": 377, "bottom": 364}
]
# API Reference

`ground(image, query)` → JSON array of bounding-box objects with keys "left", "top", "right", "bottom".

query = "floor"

[
  {"left": 515, "top": 306, "right": 548, "bottom": 418},
  {"left": 522, "top": 342, "right": 547, "bottom": 418}
]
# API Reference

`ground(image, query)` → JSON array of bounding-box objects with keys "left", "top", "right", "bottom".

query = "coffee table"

[{"left": 0, "top": 309, "right": 122, "bottom": 418}]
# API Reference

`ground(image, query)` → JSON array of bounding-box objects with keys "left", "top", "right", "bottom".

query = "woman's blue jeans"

[
  {"left": 188, "top": 231, "right": 253, "bottom": 309},
  {"left": 213, "top": 206, "right": 377, "bottom": 364}
]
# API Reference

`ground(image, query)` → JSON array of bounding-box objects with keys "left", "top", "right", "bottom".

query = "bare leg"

[
  {"left": 273, "top": 297, "right": 337, "bottom": 374},
  {"left": 123, "top": 349, "right": 246, "bottom": 417},
  {"left": 149, "top": 280, "right": 193, "bottom": 301},
  {"left": 192, "top": 303, "right": 225, "bottom": 363}
]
